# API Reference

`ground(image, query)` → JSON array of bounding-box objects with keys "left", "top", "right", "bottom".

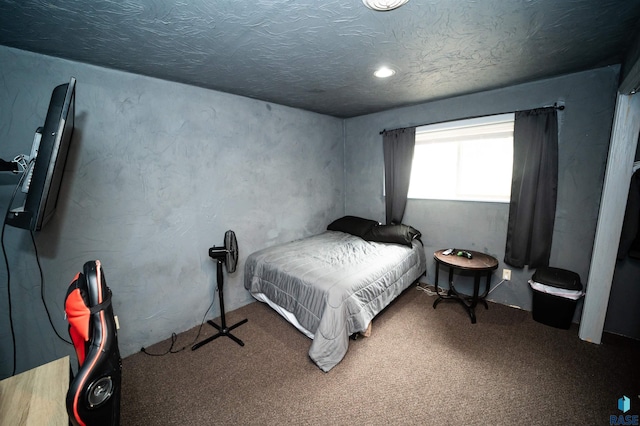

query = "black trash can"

[{"left": 529, "top": 266, "right": 584, "bottom": 329}]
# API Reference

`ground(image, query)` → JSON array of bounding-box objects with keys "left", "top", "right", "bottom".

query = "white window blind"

[{"left": 407, "top": 113, "right": 515, "bottom": 203}]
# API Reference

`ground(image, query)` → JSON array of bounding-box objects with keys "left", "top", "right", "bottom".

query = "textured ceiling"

[{"left": 1, "top": 0, "right": 639, "bottom": 118}]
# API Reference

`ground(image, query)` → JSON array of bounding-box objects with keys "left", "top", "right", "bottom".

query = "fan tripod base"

[
  {"left": 192, "top": 318, "right": 248, "bottom": 350},
  {"left": 191, "top": 258, "right": 248, "bottom": 351}
]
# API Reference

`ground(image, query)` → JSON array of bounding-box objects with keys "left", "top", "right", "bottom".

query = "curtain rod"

[{"left": 379, "top": 103, "right": 565, "bottom": 135}]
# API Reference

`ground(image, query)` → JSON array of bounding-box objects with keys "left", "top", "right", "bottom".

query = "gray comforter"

[{"left": 244, "top": 230, "right": 426, "bottom": 372}]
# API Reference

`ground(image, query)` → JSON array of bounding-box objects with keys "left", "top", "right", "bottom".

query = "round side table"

[{"left": 432, "top": 249, "right": 498, "bottom": 323}]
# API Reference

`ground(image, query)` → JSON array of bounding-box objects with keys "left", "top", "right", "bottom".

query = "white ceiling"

[{"left": 1, "top": 0, "right": 639, "bottom": 118}]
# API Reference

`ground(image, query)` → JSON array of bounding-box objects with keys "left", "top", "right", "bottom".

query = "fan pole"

[{"left": 191, "top": 260, "right": 248, "bottom": 351}]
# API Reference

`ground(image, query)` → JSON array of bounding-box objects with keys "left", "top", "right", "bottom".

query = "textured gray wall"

[
  {"left": 0, "top": 46, "right": 344, "bottom": 376},
  {"left": 344, "top": 66, "right": 619, "bottom": 313}
]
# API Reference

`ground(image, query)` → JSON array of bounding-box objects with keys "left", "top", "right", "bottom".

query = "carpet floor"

[{"left": 121, "top": 285, "right": 639, "bottom": 425}]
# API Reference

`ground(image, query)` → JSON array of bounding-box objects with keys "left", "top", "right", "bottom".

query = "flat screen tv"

[{"left": 5, "top": 77, "right": 76, "bottom": 232}]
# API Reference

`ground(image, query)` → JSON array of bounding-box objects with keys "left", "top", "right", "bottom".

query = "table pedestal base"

[{"left": 433, "top": 287, "right": 488, "bottom": 324}]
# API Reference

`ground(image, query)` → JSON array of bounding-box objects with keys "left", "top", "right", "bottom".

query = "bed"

[{"left": 244, "top": 216, "right": 427, "bottom": 372}]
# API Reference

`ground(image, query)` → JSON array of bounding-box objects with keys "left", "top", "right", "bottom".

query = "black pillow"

[
  {"left": 364, "top": 224, "right": 422, "bottom": 247},
  {"left": 327, "top": 216, "right": 379, "bottom": 238}
]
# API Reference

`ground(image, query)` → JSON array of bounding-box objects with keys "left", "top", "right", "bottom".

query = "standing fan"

[{"left": 192, "top": 230, "right": 248, "bottom": 350}]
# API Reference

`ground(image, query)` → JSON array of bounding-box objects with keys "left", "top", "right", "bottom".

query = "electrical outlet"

[{"left": 502, "top": 269, "right": 512, "bottom": 280}]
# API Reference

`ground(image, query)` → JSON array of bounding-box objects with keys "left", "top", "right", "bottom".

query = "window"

[{"left": 407, "top": 113, "right": 514, "bottom": 203}]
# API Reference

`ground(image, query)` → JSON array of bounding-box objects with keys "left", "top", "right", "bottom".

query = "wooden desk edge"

[{"left": 0, "top": 356, "right": 70, "bottom": 426}]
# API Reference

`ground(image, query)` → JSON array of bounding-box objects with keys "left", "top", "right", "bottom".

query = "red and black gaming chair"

[{"left": 65, "top": 260, "right": 122, "bottom": 426}]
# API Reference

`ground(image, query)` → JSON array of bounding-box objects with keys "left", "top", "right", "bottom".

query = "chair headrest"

[{"left": 64, "top": 260, "right": 112, "bottom": 366}]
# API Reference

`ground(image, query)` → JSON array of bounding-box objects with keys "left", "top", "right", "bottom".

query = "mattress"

[{"left": 244, "top": 230, "right": 426, "bottom": 372}]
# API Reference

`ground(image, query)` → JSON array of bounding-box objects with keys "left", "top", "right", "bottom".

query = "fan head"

[
  {"left": 208, "top": 230, "right": 238, "bottom": 273},
  {"left": 224, "top": 230, "right": 238, "bottom": 273}
]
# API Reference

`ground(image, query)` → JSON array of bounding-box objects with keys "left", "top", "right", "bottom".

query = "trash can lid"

[{"left": 532, "top": 266, "right": 582, "bottom": 291}]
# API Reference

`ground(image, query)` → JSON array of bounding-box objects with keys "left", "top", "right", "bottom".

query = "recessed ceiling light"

[
  {"left": 362, "top": 0, "right": 410, "bottom": 11},
  {"left": 374, "top": 67, "right": 396, "bottom": 78}
]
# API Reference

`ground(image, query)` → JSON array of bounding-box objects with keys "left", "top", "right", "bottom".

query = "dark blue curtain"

[
  {"left": 383, "top": 127, "right": 416, "bottom": 225},
  {"left": 504, "top": 108, "right": 558, "bottom": 268}
]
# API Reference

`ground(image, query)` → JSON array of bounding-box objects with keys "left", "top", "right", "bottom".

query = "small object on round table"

[
  {"left": 432, "top": 249, "right": 498, "bottom": 323},
  {"left": 456, "top": 250, "right": 472, "bottom": 259}
]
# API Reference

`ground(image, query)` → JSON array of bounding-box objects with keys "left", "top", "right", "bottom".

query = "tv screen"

[{"left": 5, "top": 77, "right": 76, "bottom": 232}]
